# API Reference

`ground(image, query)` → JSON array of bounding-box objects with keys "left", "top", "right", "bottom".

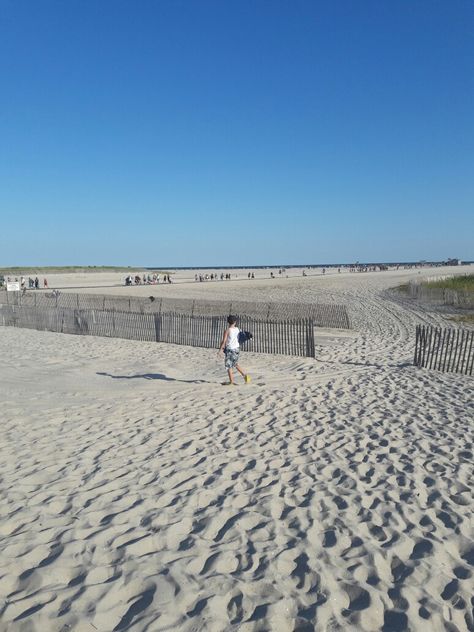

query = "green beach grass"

[
  {"left": 396, "top": 276, "right": 474, "bottom": 295},
  {"left": 423, "top": 275, "right": 474, "bottom": 292},
  {"left": 448, "top": 314, "right": 474, "bottom": 325}
]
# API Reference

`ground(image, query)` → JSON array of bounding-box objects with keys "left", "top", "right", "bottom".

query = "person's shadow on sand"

[{"left": 97, "top": 372, "right": 207, "bottom": 384}]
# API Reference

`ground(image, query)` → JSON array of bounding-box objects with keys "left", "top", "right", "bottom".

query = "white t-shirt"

[{"left": 226, "top": 326, "right": 240, "bottom": 350}]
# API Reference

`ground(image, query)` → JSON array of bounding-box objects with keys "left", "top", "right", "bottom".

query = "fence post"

[
  {"left": 446, "top": 329, "right": 457, "bottom": 373},
  {"left": 455, "top": 329, "right": 466, "bottom": 373},
  {"left": 440, "top": 329, "right": 450, "bottom": 372},
  {"left": 423, "top": 326, "right": 431, "bottom": 368},
  {"left": 459, "top": 329, "right": 470, "bottom": 375},
  {"left": 414, "top": 325, "right": 419, "bottom": 366},
  {"left": 468, "top": 332, "right": 474, "bottom": 376},
  {"left": 418, "top": 325, "right": 424, "bottom": 367},
  {"left": 154, "top": 313, "right": 161, "bottom": 342},
  {"left": 431, "top": 327, "right": 441, "bottom": 370},
  {"left": 427, "top": 326, "right": 433, "bottom": 368},
  {"left": 308, "top": 318, "right": 315, "bottom": 358}
]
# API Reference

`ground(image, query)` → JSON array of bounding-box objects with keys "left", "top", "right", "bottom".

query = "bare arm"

[{"left": 219, "top": 328, "right": 229, "bottom": 352}]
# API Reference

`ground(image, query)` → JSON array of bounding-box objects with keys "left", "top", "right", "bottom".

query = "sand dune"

[{"left": 0, "top": 269, "right": 473, "bottom": 631}]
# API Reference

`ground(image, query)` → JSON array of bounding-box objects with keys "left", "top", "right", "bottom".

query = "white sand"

[
  {"left": 16, "top": 264, "right": 472, "bottom": 298},
  {"left": 0, "top": 268, "right": 473, "bottom": 631}
]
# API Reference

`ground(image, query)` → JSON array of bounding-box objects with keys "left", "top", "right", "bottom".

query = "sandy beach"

[{"left": 1, "top": 267, "right": 473, "bottom": 632}]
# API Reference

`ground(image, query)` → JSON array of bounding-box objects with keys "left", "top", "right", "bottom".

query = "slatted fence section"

[
  {"left": 414, "top": 325, "right": 474, "bottom": 376},
  {"left": 0, "top": 305, "right": 157, "bottom": 341},
  {"left": 0, "top": 305, "right": 315, "bottom": 357},
  {"left": 159, "top": 298, "right": 350, "bottom": 329},
  {"left": 153, "top": 314, "right": 314, "bottom": 357},
  {"left": 0, "top": 291, "right": 350, "bottom": 329},
  {"left": 235, "top": 315, "right": 315, "bottom": 356}
]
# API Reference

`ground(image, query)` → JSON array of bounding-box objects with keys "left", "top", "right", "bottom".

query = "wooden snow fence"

[
  {"left": 0, "top": 304, "right": 315, "bottom": 358},
  {"left": 0, "top": 291, "right": 350, "bottom": 330},
  {"left": 414, "top": 325, "right": 474, "bottom": 376}
]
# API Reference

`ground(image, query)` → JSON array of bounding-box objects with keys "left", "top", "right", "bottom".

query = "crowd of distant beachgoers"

[
  {"left": 0, "top": 261, "right": 465, "bottom": 291},
  {"left": 0, "top": 275, "right": 49, "bottom": 290},
  {"left": 125, "top": 273, "right": 172, "bottom": 286},
  {"left": 121, "top": 263, "right": 445, "bottom": 286}
]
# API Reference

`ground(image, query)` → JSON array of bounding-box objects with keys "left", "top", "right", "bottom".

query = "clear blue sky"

[{"left": 1, "top": 0, "right": 473, "bottom": 266}]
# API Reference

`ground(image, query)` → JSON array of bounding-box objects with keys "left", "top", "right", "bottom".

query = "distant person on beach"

[
  {"left": 34, "top": 277, "right": 39, "bottom": 289},
  {"left": 218, "top": 315, "right": 251, "bottom": 386},
  {"left": 43, "top": 278, "right": 48, "bottom": 288}
]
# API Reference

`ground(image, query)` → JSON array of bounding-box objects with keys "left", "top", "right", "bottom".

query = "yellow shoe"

[{"left": 244, "top": 374, "right": 251, "bottom": 384}]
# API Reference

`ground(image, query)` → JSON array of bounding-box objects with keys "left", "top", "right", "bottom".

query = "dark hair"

[{"left": 227, "top": 314, "right": 237, "bottom": 325}]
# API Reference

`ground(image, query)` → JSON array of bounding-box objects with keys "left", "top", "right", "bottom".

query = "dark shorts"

[{"left": 224, "top": 347, "right": 240, "bottom": 369}]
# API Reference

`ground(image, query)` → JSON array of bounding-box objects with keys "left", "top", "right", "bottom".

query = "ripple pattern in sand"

[{"left": 1, "top": 356, "right": 473, "bottom": 632}]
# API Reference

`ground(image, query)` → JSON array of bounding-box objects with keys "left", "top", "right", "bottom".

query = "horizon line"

[{"left": 1, "top": 259, "right": 472, "bottom": 271}]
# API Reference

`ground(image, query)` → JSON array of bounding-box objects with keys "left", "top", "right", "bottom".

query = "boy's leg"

[
  {"left": 227, "top": 368, "right": 234, "bottom": 383},
  {"left": 235, "top": 364, "right": 245, "bottom": 377},
  {"left": 235, "top": 364, "right": 250, "bottom": 382}
]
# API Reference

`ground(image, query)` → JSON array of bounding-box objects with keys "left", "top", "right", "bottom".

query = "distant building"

[{"left": 445, "top": 258, "right": 461, "bottom": 266}]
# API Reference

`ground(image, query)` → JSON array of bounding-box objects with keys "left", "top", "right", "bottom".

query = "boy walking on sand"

[{"left": 218, "top": 315, "right": 251, "bottom": 385}]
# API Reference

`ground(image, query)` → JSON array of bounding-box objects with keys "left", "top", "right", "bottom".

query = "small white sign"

[{"left": 6, "top": 282, "right": 20, "bottom": 292}]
